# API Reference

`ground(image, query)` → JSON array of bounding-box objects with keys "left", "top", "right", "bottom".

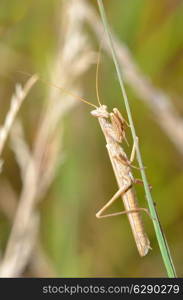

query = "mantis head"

[{"left": 90, "top": 105, "right": 109, "bottom": 118}]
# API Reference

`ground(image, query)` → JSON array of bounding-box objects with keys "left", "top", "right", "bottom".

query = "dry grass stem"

[
  {"left": 0, "top": 177, "right": 55, "bottom": 277},
  {"left": 0, "top": 75, "right": 38, "bottom": 157},
  {"left": 0, "top": 0, "right": 94, "bottom": 277}
]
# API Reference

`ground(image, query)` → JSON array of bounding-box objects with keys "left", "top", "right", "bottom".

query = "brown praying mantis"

[
  {"left": 91, "top": 104, "right": 151, "bottom": 256},
  {"left": 31, "top": 48, "right": 151, "bottom": 256},
  {"left": 88, "top": 52, "right": 151, "bottom": 256}
]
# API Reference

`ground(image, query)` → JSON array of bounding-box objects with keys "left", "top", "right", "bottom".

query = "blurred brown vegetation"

[{"left": 0, "top": 0, "right": 183, "bottom": 277}]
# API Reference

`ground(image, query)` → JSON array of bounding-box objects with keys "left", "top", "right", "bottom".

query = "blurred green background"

[{"left": 0, "top": 0, "right": 183, "bottom": 277}]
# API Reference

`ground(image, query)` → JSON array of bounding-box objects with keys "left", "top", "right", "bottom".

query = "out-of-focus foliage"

[{"left": 0, "top": 0, "right": 183, "bottom": 277}]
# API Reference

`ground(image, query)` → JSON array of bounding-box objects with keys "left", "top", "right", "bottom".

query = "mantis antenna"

[
  {"left": 95, "top": 43, "right": 103, "bottom": 107},
  {"left": 17, "top": 71, "right": 97, "bottom": 109},
  {"left": 41, "top": 79, "right": 97, "bottom": 109}
]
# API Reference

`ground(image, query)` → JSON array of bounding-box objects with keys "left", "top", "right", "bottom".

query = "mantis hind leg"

[
  {"left": 96, "top": 182, "right": 151, "bottom": 220},
  {"left": 96, "top": 183, "right": 132, "bottom": 219}
]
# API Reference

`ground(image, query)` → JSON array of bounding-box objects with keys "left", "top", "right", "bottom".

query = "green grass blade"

[{"left": 97, "top": 0, "right": 176, "bottom": 278}]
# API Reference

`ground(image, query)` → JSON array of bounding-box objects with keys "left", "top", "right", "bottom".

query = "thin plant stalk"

[{"left": 97, "top": 0, "right": 176, "bottom": 278}]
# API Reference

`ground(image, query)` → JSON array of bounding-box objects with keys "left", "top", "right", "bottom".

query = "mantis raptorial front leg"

[
  {"left": 130, "top": 139, "right": 152, "bottom": 189},
  {"left": 130, "top": 138, "right": 138, "bottom": 163},
  {"left": 129, "top": 138, "right": 147, "bottom": 172}
]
